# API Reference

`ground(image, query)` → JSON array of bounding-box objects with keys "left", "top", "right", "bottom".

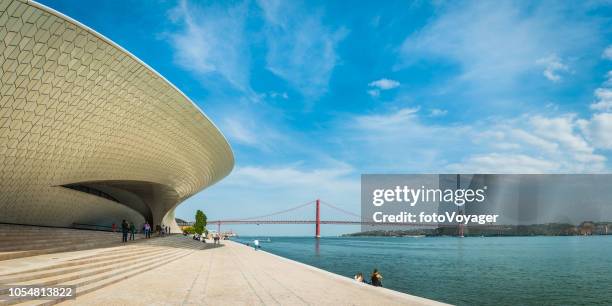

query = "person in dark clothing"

[
  {"left": 129, "top": 222, "right": 135, "bottom": 240},
  {"left": 121, "top": 219, "right": 129, "bottom": 243},
  {"left": 371, "top": 269, "right": 383, "bottom": 287}
]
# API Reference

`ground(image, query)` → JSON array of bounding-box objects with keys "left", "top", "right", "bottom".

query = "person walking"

[
  {"left": 112, "top": 222, "right": 117, "bottom": 233},
  {"left": 121, "top": 219, "right": 129, "bottom": 243},
  {"left": 144, "top": 222, "right": 151, "bottom": 238},
  {"left": 129, "top": 222, "right": 135, "bottom": 241},
  {"left": 371, "top": 269, "right": 383, "bottom": 287},
  {"left": 253, "top": 239, "right": 259, "bottom": 250}
]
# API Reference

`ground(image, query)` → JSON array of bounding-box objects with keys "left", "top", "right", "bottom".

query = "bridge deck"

[{"left": 61, "top": 239, "right": 447, "bottom": 305}]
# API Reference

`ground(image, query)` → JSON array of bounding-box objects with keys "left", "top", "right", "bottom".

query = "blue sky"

[{"left": 42, "top": 0, "right": 612, "bottom": 236}]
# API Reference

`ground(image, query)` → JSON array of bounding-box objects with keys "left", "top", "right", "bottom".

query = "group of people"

[
  {"left": 111, "top": 221, "right": 170, "bottom": 242},
  {"left": 114, "top": 219, "right": 136, "bottom": 242},
  {"left": 158, "top": 225, "right": 170, "bottom": 237},
  {"left": 354, "top": 269, "right": 383, "bottom": 287},
  {"left": 191, "top": 232, "right": 222, "bottom": 244}
]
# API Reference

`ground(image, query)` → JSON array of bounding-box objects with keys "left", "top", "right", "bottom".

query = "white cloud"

[
  {"left": 509, "top": 129, "right": 558, "bottom": 153},
  {"left": 590, "top": 71, "right": 612, "bottom": 112},
  {"left": 367, "top": 78, "right": 400, "bottom": 97},
  {"left": 368, "top": 78, "right": 400, "bottom": 90},
  {"left": 430, "top": 108, "right": 448, "bottom": 117},
  {"left": 603, "top": 45, "right": 612, "bottom": 60},
  {"left": 536, "top": 54, "right": 569, "bottom": 82},
  {"left": 582, "top": 113, "right": 612, "bottom": 149},
  {"left": 167, "top": 0, "right": 250, "bottom": 91},
  {"left": 340, "top": 107, "right": 606, "bottom": 173},
  {"left": 591, "top": 88, "right": 612, "bottom": 112},
  {"left": 257, "top": 0, "right": 347, "bottom": 98},
  {"left": 366, "top": 89, "right": 380, "bottom": 98},
  {"left": 447, "top": 154, "right": 559, "bottom": 173},
  {"left": 462, "top": 115, "right": 605, "bottom": 172},
  {"left": 582, "top": 65, "right": 612, "bottom": 150},
  {"left": 528, "top": 115, "right": 592, "bottom": 154}
]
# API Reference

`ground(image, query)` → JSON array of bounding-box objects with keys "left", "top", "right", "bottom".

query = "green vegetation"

[
  {"left": 182, "top": 226, "right": 196, "bottom": 234},
  {"left": 194, "top": 210, "right": 207, "bottom": 235}
]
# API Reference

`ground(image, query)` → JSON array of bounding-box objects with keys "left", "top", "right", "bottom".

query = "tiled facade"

[{"left": 0, "top": 0, "right": 234, "bottom": 231}]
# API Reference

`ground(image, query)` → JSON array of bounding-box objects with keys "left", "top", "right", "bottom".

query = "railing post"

[{"left": 315, "top": 199, "right": 321, "bottom": 238}]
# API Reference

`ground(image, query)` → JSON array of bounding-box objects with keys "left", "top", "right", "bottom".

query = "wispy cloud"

[
  {"left": 213, "top": 101, "right": 289, "bottom": 152},
  {"left": 226, "top": 163, "right": 356, "bottom": 192},
  {"left": 222, "top": 117, "right": 260, "bottom": 147},
  {"left": 399, "top": 1, "right": 598, "bottom": 89},
  {"left": 166, "top": 0, "right": 250, "bottom": 91},
  {"left": 257, "top": 0, "right": 347, "bottom": 99}
]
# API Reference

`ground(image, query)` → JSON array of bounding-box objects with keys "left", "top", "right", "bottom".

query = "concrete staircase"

[
  {"left": 0, "top": 235, "right": 206, "bottom": 305},
  {"left": 0, "top": 225, "right": 140, "bottom": 261}
]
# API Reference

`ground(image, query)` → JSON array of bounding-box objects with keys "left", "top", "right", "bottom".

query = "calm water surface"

[{"left": 232, "top": 236, "right": 612, "bottom": 305}]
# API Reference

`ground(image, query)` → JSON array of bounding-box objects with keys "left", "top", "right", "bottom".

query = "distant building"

[{"left": 578, "top": 221, "right": 595, "bottom": 235}]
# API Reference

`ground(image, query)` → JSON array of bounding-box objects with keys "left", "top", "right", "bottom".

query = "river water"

[{"left": 232, "top": 236, "right": 612, "bottom": 305}]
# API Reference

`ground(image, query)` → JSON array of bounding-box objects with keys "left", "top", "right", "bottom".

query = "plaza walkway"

[{"left": 1, "top": 236, "right": 448, "bottom": 305}]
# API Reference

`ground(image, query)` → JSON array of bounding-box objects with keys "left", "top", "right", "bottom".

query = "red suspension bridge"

[{"left": 207, "top": 199, "right": 459, "bottom": 237}]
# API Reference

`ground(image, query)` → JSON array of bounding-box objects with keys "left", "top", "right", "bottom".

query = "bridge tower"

[{"left": 315, "top": 199, "right": 321, "bottom": 238}]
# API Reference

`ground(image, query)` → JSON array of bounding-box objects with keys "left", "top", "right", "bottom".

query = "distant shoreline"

[{"left": 342, "top": 222, "right": 611, "bottom": 237}]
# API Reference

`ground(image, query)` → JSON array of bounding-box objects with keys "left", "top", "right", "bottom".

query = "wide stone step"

[
  {"left": 0, "top": 246, "right": 172, "bottom": 284},
  {"left": 0, "top": 232, "right": 120, "bottom": 241},
  {"left": 0, "top": 240, "right": 124, "bottom": 262},
  {"left": 0, "top": 247, "right": 195, "bottom": 305},
  {"left": 0, "top": 238, "right": 124, "bottom": 252},
  {"left": 0, "top": 237, "right": 185, "bottom": 276},
  {"left": 0, "top": 244, "right": 161, "bottom": 278}
]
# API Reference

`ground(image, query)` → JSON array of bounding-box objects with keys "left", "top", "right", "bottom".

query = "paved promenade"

[{"left": 62, "top": 239, "right": 447, "bottom": 306}]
